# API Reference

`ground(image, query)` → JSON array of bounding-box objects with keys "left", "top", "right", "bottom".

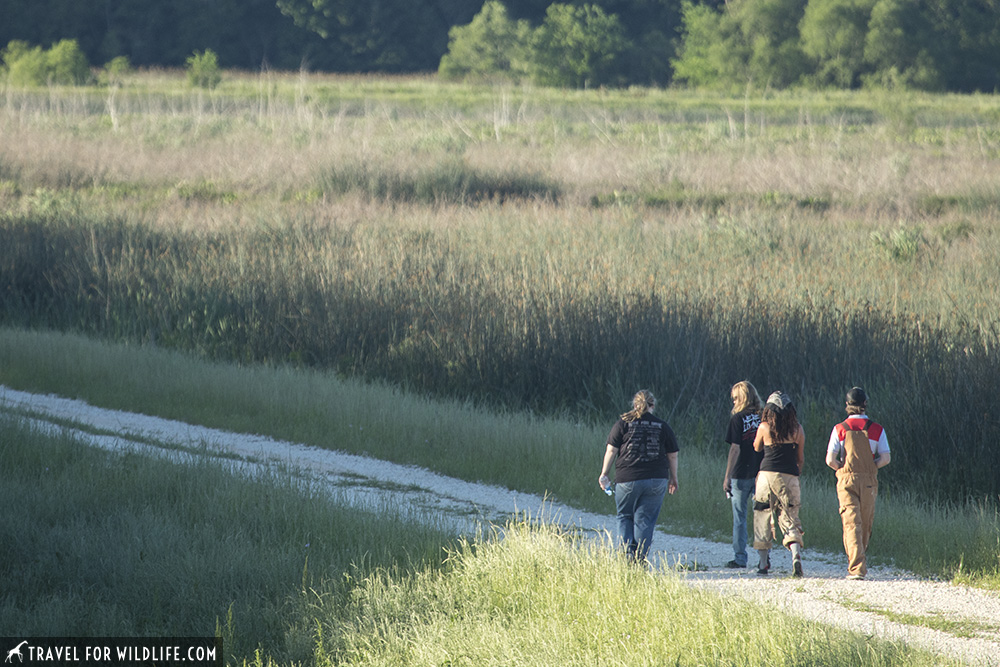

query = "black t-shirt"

[
  {"left": 606, "top": 412, "right": 679, "bottom": 483},
  {"left": 725, "top": 409, "right": 762, "bottom": 479}
]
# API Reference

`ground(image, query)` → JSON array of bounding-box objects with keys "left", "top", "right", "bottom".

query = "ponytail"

[{"left": 621, "top": 389, "right": 656, "bottom": 422}]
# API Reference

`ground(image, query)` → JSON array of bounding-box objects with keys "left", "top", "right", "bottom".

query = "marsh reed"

[{"left": 1, "top": 73, "right": 999, "bottom": 500}]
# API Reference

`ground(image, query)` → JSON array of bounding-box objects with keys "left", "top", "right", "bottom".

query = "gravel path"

[{"left": 3, "top": 386, "right": 998, "bottom": 666}]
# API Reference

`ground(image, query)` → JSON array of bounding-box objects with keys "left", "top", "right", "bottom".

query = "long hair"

[
  {"left": 762, "top": 400, "right": 799, "bottom": 443},
  {"left": 621, "top": 389, "right": 656, "bottom": 422},
  {"left": 731, "top": 380, "right": 762, "bottom": 416}
]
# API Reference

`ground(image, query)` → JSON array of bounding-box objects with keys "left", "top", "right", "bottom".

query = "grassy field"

[
  {"left": 2, "top": 73, "right": 999, "bottom": 502},
  {"left": 1, "top": 71, "right": 1000, "bottom": 661},
  {"left": 0, "top": 410, "right": 968, "bottom": 667}
]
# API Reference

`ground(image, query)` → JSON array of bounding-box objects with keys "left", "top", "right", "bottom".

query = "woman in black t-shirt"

[
  {"left": 598, "top": 390, "right": 679, "bottom": 564},
  {"left": 722, "top": 380, "right": 762, "bottom": 569}
]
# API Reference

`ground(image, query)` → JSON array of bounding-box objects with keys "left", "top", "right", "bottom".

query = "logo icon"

[{"left": 5, "top": 641, "right": 29, "bottom": 663}]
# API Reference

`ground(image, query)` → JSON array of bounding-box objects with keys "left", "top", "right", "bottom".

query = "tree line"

[{"left": 1, "top": 0, "right": 998, "bottom": 92}]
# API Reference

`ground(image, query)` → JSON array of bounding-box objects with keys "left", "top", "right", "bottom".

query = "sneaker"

[
  {"left": 792, "top": 558, "right": 803, "bottom": 578},
  {"left": 756, "top": 563, "right": 770, "bottom": 576},
  {"left": 724, "top": 560, "right": 745, "bottom": 569},
  {"left": 846, "top": 573, "right": 865, "bottom": 580}
]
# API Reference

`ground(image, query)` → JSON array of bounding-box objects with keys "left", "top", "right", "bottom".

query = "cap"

[
  {"left": 766, "top": 391, "right": 792, "bottom": 410},
  {"left": 846, "top": 386, "right": 867, "bottom": 406}
]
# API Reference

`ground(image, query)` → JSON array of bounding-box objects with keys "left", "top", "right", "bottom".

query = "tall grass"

[
  {"left": 0, "top": 411, "right": 456, "bottom": 664},
  {"left": 1, "top": 74, "right": 999, "bottom": 502},
  {"left": 279, "top": 518, "right": 960, "bottom": 667},
  {"left": 3, "top": 327, "right": 998, "bottom": 584},
  {"left": 1, "top": 410, "right": 966, "bottom": 665}
]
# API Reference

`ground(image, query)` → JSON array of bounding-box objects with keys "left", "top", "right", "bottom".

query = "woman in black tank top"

[{"left": 751, "top": 391, "right": 806, "bottom": 577}]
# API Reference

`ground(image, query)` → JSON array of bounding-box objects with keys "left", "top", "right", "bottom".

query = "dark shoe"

[
  {"left": 724, "top": 560, "right": 745, "bottom": 569},
  {"left": 756, "top": 563, "right": 770, "bottom": 576},
  {"left": 792, "top": 558, "right": 803, "bottom": 578}
]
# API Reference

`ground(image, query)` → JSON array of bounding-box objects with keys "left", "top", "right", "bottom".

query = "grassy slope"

[{"left": 0, "top": 410, "right": 963, "bottom": 667}]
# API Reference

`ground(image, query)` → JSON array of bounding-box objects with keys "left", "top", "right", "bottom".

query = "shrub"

[
  {"left": 104, "top": 55, "right": 133, "bottom": 86},
  {"left": 438, "top": 0, "right": 531, "bottom": 81},
  {"left": 2, "top": 39, "right": 91, "bottom": 86},
  {"left": 186, "top": 49, "right": 221, "bottom": 89},
  {"left": 529, "top": 3, "right": 630, "bottom": 88}
]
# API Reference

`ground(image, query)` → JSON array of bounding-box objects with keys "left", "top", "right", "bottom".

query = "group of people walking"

[{"left": 598, "top": 383, "right": 891, "bottom": 579}]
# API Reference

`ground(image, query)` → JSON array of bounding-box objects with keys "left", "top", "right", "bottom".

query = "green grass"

[
  {"left": 0, "top": 411, "right": 456, "bottom": 664},
  {"left": 2, "top": 326, "right": 998, "bottom": 588},
  {"left": 0, "top": 411, "right": 965, "bottom": 666},
  {"left": 833, "top": 598, "right": 997, "bottom": 640},
  {"left": 278, "top": 519, "right": 959, "bottom": 667}
]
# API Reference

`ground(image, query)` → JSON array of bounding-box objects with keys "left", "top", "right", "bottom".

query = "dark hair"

[{"left": 762, "top": 401, "right": 799, "bottom": 442}]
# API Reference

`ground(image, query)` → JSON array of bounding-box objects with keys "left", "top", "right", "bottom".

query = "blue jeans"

[
  {"left": 615, "top": 478, "right": 669, "bottom": 562},
  {"left": 730, "top": 477, "right": 755, "bottom": 566}
]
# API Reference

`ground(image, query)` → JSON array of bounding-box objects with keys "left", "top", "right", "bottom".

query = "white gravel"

[{"left": 3, "top": 386, "right": 998, "bottom": 665}]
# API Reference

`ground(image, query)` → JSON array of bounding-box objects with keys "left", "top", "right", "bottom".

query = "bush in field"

[
  {"left": 186, "top": 49, "right": 221, "bottom": 89},
  {"left": 103, "top": 55, "right": 133, "bottom": 86},
  {"left": 528, "top": 3, "right": 630, "bottom": 88},
  {"left": 2, "top": 39, "right": 91, "bottom": 86},
  {"left": 439, "top": 1, "right": 531, "bottom": 82},
  {"left": 438, "top": 1, "right": 630, "bottom": 88}
]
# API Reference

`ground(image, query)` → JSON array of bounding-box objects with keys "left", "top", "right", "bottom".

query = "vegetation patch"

[{"left": 317, "top": 159, "right": 560, "bottom": 204}]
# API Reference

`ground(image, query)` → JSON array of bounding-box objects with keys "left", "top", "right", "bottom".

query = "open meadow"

[{"left": 1, "top": 71, "right": 999, "bottom": 664}]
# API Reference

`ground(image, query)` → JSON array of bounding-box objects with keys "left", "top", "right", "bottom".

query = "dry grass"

[{"left": 1, "top": 73, "right": 999, "bottom": 499}]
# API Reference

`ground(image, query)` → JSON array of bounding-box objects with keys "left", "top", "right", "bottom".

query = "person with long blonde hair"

[
  {"left": 722, "top": 381, "right": 762, "bottom": 568},
  {"left": 752, "top": 391, "right": 805, "bottom": 577},
  {"left": 598, "top": 389, "right": 680, "bottom": 564}
]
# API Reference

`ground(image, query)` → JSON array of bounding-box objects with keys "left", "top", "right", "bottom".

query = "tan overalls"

[{"left": 836, "top": 420, "right": 878, "bottom": 577}]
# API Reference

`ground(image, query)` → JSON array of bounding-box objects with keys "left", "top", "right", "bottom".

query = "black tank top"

[{"left": 760, "top": 441, "right": 799, "bottom": 476}]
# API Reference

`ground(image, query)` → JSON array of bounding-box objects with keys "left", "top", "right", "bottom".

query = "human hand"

[{"left": 668, "top": 480, "right": 678, "bottom": 495}]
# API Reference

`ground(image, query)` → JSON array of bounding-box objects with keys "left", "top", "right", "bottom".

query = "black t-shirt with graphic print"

[
  {"left": 725, "top": 409, "right": 762, "bottom": 480},
  {"left": 606, "top": 412, "right": 679, "bottom": 483}
]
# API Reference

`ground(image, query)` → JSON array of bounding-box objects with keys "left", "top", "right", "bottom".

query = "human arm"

[
  {"left": 667, "top": 451, "right": 679, "bottom": 494},
  {"left": 723, "top": 444, "right": 740, "bottom": 494},
  {"left": 874, "top": 428, "right": 891, "bottom": 468},
  {"left": 598, "top": 444, "right": 617, "bottom": 491},
  {"left": 825, "top": 426, "right": 843, "bottom": 470},
  {"left": 875, "top": 451, "right": 891, "bottom": 468},
  {"left": 752, "top": 424, "right": 768, "bottom": 453},
  {"left": 795, "top": 424, "right": 805, "bottom": 473}
]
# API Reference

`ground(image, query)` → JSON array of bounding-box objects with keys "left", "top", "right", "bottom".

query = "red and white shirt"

[{"left": 826, "top": 414, "right": 890, "bottom": 459}]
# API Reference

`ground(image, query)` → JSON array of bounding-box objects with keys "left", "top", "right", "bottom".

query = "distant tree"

[
  {"left": 276, "top": 0, "right": 478, "bottom": 72},
  {"left": 186, "top": 49, "right": 221, "bottom": 89},
  {"left": 673, "top": 0, "right": 807, "bottom": 89},
  {"left": 671, "top": 2, "right": 742, "bottom": 87},
  {"left": 103, "top": 55, "right": 134, "bottom": 86},
  {"left": 439, "top": 1, "right": 532, "bottom": 81},
  {"left": 863, "top": 0, "right": 944, "bottom": 90},
  {"left": 46, "top": 38, "right": 91, "bottom": 84},
  {"left": 799, "top": 0, "right": 877, "bottom": 87},
  {"left": 528, "top": 3, "right": 630, "bottom": 88},
  {"left": 2, "top": 38, "right": 90, "bottom": 86}
]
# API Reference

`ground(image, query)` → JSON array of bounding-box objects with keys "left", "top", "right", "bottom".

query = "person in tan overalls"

[{"left": 825, "top": 387, "right": 892, "bottom": 580}]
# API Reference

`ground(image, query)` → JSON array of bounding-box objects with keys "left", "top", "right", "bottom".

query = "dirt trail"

[{"left": 3, "top": 386, "right": 998, "bottom": 666}]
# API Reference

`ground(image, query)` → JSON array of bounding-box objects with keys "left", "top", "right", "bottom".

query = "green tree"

[
  {"left": 439, "top": 1, "right": 532, "bottom": 81},
  {"left": 3, "top": 41, "right": 47, "bottom": 86},
  {"left": 863, "top": 0, "right": 944, "bottom": 90},
  {"left": 46, "top": 38, "right": 91, "bottom": 84},
  {"left": 276, "top": 0, "right": 478, "bottom": 72},
  {"left": 2, "top": 38, "right": 90, "bottom": 86},
  {"left": 673, "top": 0, "right": 807, "bottom": 89},
  {"left": 671, "top": 2, "right": 743, "bottom": 87},
  {"left": 528, "top": 3, "right": 630, "bottom": 88},
  {"left": 799, "top": 0, "right": 877, "bottom": 87},
  {"left": 186, "top": 49, "right": 221, "bottom": 89}
]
